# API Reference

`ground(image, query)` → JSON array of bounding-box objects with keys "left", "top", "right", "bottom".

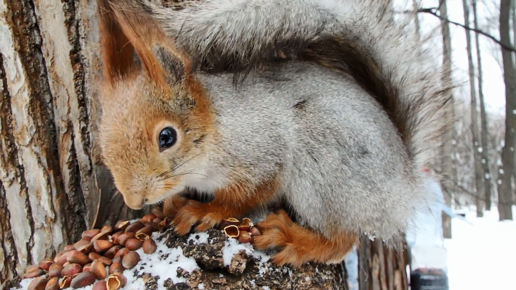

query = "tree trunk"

[
  {"left": 462, "top": 0, "right": 485, "bottom": 217},
  {"left": 0, "top": 0, "right": 147, "bottom": 287},
  {"left": 498, "top": 0, "right": 516, "bottom": 221},
  {"left": 439, "top": 0, "right": 455, "bottom": 238},
  {"left": 472, "top": 0, "right": 493, "bottom": 211},
  {"left": 512, "top": 0, "right": 516, "bottom": 67},
  {"left": 0, "top": 0, "right": 405, "bottom": 289},
  {"left": 358, "top": 236, "right": 409, "bottom": 290}
]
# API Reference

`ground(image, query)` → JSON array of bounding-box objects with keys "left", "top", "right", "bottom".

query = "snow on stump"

[{"left": 132, "top": 227, "right": 347, "bottom": 289}]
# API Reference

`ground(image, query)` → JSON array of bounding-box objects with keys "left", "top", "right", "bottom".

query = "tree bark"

[
  {"left": 358, "top": 236, "right": 409, "bottom": 290},
  {"left": 472, "top": 0, "right": 493, "bottom": 211},
  {"left": 439, "top": 0, "right": 455, "bottom": 238},
  {"left": 462, "top": 0, "right": 485, "bottom": 217},
  {"left": 0, "top": 0, "right": 158, "bottom": 287},
  {"left": 498, "top": 0, "right": 516, "bottom": 221}
]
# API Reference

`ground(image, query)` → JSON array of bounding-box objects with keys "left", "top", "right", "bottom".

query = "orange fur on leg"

[
  {"left": 252, "top": 210, "right": 358, "bottom": 268},
  {"left": 171, "top": 178, "right": 278, "bottom": 236},
  {"left": 162, "top": 194, "right": 189, "bottom": 218}
]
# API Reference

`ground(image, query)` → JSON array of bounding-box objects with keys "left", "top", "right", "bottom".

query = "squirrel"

[{"left": 96, "top": 0, "right": 451, "bottom": 267}]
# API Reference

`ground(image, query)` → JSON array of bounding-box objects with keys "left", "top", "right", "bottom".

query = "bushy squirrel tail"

[{"left": 143, "top": 0, "right": 453, "bottom": 169}]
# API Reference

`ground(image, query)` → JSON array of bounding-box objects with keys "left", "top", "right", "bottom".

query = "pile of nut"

[
  {"left": 21, "top": 209, "right": 260, "bottom": 290},
  {"left": 218, "top": 217, "right": 260, "bottom": 243},
  {"left": 22, "top": 208, "right": 167, "bottom": 290}
]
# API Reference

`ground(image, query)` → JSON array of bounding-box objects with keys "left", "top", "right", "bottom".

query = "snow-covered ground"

[{"left": 445, "top": 207, "right": 516, "bottom": 290}]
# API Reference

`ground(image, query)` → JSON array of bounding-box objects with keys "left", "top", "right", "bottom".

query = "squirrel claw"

[
  {"left": 252, "top": 210, "right": 357, "bottom": 268},
  {"left": 171, "top": 201, "right": 225, "bottom": 235}
]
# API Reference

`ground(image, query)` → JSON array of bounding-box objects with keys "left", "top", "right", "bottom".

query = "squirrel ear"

[
  {"left": 108, "top": 0, "right": 190, "bottom": 88},
  {"left": 151, "top": 45, "right": 187, "bottom": 85},
  {"left": 97, "top": 0, "right": 136, "bottom": 86}
]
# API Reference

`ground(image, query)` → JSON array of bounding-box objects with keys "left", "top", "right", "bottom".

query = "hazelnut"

[
  {"left": 81, "top": 229, "right": 101, "bottom": 240},
  {"left": 91, "top": 231, "right": 109, "bottom": 243},
  {"left": 238, "top": 231, "right": 252, "bottom": 243},
  {"left": 27, "top": 277, "right": 47, "bottom": 290},
  {"left": 88, "top": 252, "right": 102, "bottom": 261},
  {"left": 114, "top": 220, "right": 130, "bottom": 232},
  {"left": 25, "top": 265, "right": 40, "bottom": 273},
  {"left": 82, "top": 263, "right": 92, "bottom": 272},
  {"left": 144, "top": 222, "right": 159, "bottom": 232},
  {"left": 141, "top": 213, "right": 156, "bottom": 223},
  {"left": 59, "top": 276, "right": 72, "bottom": 289},
  {"left": 44, "top": 277, "right": 60, "bottom": 290},
  {"left": 100, "top": 225, "right": 113, "bottom": 235},
  {"left": 107, "top": 273, "right": 127, "bottom": 290},
  {"left": 54, "top": 252, "right": 68, "bottom": 266},
  {"left": 98, "top": 256, "right": 113, "bottom": 266},
  {"left": 125, "top": 238, "right": 143, "bottom": 251},
  {"left": 117, "top": 232, "right": 135, "bottom": 246},
  {"left": 223, "top": 225, "right": 240, "bottom": 238},
  {"left": 103, "top": 245, "right": 122, "bottom": 259},
  {"left": 219, "top": 218, "right": 241, "bottom": 230},
  {"left": 73, "top": 239, "right": 90, "bottom": 250},
  {"left": 90, "top": 259, "right": 108, "bottom": 280},
  {"left": 93, "top": 239, "right": 114, "bottom": 254},
  {"left": 47, "top": 263, "right": 63, "bottom": 278},
  {"left": 125, "top": 221, "right": 145, "bottom": 233},
  {"left": 143, "top": 239, "right": 157, "bottom": 254},
  {"left": 238, "top": 218, "right": 252, "bottom": 231},
  {"left": 114, "top": 248, "right": 130, "bottom": 259},
  {"left": 66, "top": 250, "right": 91, "bottom": 265},
  {"left": 111, "top": 231, "right": 123, "bottom": 245},
  {"left": 22, "top": 268, "right": 45, "bottom": 279},
  {"left": 122, "top": 251, "right": 140, "bottom": 270},
  {"left": 92, "top": 280, "right": 108, "bottom": 290},
  {"left": 108, "top": 261, "right": 124, "bottom": 275},
  {"left": 75, "top": 242, "right": 93, "bottom": 254},
  {"left": 70, "top": 271, "right": 96, "bottom": 288},
  {"left": 61, "top": 263, "right": 82, "bottom": 277},
  {"left": 38, "top": 258, "right": 53, "bottom": 271}
]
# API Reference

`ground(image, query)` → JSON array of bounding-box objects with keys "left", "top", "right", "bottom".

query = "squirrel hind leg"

[{"left": 252, "top": 210, "right": 358, "bottom": 268}]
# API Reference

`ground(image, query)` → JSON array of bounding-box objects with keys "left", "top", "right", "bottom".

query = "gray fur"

[
  {"left": 198, "top": 61, "right": 424, "bottom": 239},
  {"left": 99, "top": 0, "right": 453, "bottom": 245},
  {"left": 139, "top": 0, "right": 451, "bottom": 239},
  {"left": 145, "top": 0, "right": 450, "bottom": 171}
]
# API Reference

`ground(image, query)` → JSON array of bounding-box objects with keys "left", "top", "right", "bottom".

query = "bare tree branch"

[{"left": 396, "top": 8, "right": 516, "bottom": 53}]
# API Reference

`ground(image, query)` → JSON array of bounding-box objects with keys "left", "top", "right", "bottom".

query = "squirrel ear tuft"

[
  {"left": 108, "top": 0, "right": 190, "bottom": 88},
  {"left": 152, "top": 45, "right": 187, "bottom": 85},
  {"left": 97, "top": 0, "right": 136, "bottom": 86}
]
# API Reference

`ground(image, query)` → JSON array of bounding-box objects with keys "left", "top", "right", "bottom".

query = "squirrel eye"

[{"left": 158, "top": 127, "right": 177, "bottom": 152}]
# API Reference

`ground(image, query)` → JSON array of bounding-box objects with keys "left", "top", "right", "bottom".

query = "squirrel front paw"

[
  {"left": 171, "top": 200, "right": 226, "bottom": 235},
  {"left": 252, "top": 210, "right": 358, "bottom": 268}
]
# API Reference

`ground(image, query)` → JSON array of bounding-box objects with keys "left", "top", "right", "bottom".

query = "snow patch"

[
  {"left": 445, "top": 207, "right": 516, "bottom": 290},
  {"left": 222, "top": 238, "right": 252, "bottom": 266},
  {"left": 187, "top": 232, "right": 209, "bottom": 245}
]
